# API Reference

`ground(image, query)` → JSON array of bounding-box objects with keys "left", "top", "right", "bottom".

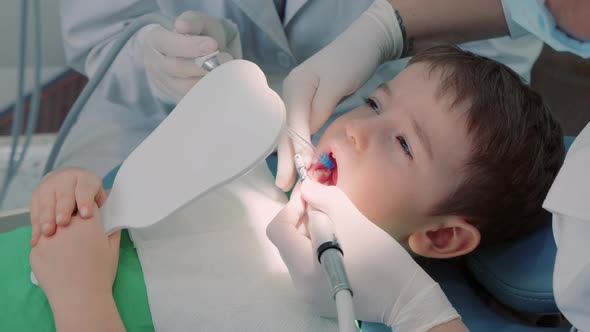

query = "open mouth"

[{"left": 308, "top": 152, "right": 338, "bottom": 185}]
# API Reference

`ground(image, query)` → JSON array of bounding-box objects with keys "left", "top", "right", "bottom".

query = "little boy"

[{"left": 9, "top": 45, "right": 564, "bottom": 331}]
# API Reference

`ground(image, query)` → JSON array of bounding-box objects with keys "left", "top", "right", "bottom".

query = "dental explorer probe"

[{"left": 294, "top": 154, "right": 358, "bottom": 332}]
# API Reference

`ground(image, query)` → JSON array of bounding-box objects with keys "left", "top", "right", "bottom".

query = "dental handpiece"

[
  {"left": 294, "top": 154, "right": 352, "bottom": 296},
  {"left": 195, "top": 51, "right": 221, "bottom": 71}
]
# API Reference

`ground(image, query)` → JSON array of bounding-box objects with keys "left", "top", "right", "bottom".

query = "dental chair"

[{"left": 0, "top": 137, "right": 576, "bottom": 331}]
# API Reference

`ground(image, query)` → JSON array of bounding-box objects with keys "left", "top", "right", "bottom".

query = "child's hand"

[
  {"left": 30, "top": 168, "right": 107, "bottom": 247},
  {"left": 30, "top": 208, "right": 121, "bottom": 325}
]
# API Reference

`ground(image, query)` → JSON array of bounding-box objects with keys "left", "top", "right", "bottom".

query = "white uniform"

[
  {"left": 502, "top": 0, "right": 590, "bottom": 329},
  {"left": 56, "top": 0, "right": 543, "bottom": 176},
  {"left": 543, "top": 124, "right": 590, "bottom": 330}
]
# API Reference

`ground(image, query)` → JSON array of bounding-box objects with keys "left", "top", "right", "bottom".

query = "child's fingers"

[
  {"left": 96, "top": 188, "right": 107, "bottom": 207},
  {"left": 54, "top": 186, "right": 76, "bottom": 227},
  {"left": 30, "top": 193, "right": 41, "bottom": 247},
  {"left": 74, "top": 174, "right": 102, "bottom": 219},
  {"left": 38, "top": 188, "right": 57, "bottom": 237}
]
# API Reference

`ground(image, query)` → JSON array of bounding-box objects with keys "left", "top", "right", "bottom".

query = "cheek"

[
  {"left": 314, "top": 122, "right": 344, "bottom": 151},
  {"left": 337, "top": 161, "right": 417, "bottom": 230}
]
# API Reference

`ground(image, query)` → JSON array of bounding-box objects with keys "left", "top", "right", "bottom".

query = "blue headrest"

[
  {"left": 465, "top": 136, "right": 575, "bottom": 314},
  {"left": 362, "top": 259, "right": 571, "bottom": 332}
]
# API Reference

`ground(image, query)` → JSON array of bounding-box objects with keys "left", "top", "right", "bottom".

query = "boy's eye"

[
  {"left": 396, "top": 136, "right": 413, "bottom": 158},
  {"left": 364, "top": 97, "right": 380, "bottom": 114}
]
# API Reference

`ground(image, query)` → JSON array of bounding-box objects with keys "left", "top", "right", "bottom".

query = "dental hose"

[
  {"left": 36, "top": 11, "right": 356, "bottom": 327},
  {"left": 0, "top": 0, "right": 42, "bottom": 207},
  {"left": 42, "top": 13, "right": 176, "bottom": 175},
  {"left": 42, "top": 12, "right": 225, "bottom": 175},
  {"left": 294, "top": 154, "right": 358, "bottom": 332}
]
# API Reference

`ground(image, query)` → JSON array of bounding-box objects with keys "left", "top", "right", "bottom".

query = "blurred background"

[{"left": 0, "top": 1, "right": 588, "bottom": 211}]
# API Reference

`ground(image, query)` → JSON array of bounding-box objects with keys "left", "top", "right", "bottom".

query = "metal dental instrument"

[
  {"left": 294, "top": 154, "right": 357, "bottom": 332},
  {"left": 195, "top": 51, "right": 221, "bottom": 72},
  {"left": 285, "top": 126, "right": 317, "bottom": 155}
]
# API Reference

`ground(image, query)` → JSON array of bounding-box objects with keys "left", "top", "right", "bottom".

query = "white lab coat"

[
  {"left": 543, "top": 123, "right": 590, "bottom": 330},
  {"left": 55, "top": 0, "right": 543, "bottom": 176},
  {"left": 501, "top": 0, "right": 590, "bottom": 328}
]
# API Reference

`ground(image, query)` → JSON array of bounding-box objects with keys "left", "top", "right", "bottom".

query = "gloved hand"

[
  {"left": 275, "top": 0, "right": 404, "bottom": 191},
  {"left": 267, "top": 180, "right": 459, "bottom": 331},
  {"left": 140, "top": 11, "right": 242, "bottom": 104}
]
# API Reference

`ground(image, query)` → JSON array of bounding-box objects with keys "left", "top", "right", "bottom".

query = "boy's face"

[{"left": 311, "top": 63, "right": 473, "bottom": 241}]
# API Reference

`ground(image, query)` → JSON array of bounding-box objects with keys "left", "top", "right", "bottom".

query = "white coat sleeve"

[
  {"left": 59, "top": 0, "right": 158, "bottom": 75},
  {"left": 59, "top": 0, "right": 166, "bottom": 114},
  {"left": 543, "top": 123, "right": 590, "bottom": 331}
]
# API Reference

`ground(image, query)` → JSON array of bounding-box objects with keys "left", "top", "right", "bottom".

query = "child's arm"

[
  {"left": 30, "top": 206, "right": 124, "bottom": 332},
  {"left": 51, "top": 291, "right": 125, "bottom": 332},
  {"left": 30, "top": 168, "right": 107, "bottom": 246}
]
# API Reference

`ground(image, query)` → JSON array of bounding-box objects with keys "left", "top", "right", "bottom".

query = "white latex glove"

[
  {"left": 267, "top": 180, "right": 459, "bottom": 331},
  {"left": 275, "top": 0, "right": 404, "bottom": 191},
  {"left": 140, "top": 11, "right": 242, "bottom": 104}
]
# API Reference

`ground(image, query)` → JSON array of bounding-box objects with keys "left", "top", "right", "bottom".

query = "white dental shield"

[{"left": 100, "top": 60, "right": 285, "bottom": 233}]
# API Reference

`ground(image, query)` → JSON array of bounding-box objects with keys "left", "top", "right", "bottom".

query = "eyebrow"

[
  {"left": 410, "top": 116, "right": 434, "bottom": 161},
  {"left": 377, "top": 83, "right": 392, "bottom": 98},
  {"left": 377, "top": 83, "right": 432, "bottom": 160}
]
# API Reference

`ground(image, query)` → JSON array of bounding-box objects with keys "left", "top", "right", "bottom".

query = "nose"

[{"left": 345, "top": 121, "right": 370, "bottom": 152}]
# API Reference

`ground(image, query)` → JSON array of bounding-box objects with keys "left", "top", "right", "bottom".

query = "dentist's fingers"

[
  {"left": 148, "top": 25, "right": 218, "bottom": 58},
  {"left": 300, "top": 180, "right": 347, "bottom": 216},
  {"left": 160, "top": 56, "right": 208, "bottom": 78},
  {"left": 175, "top": 11, "right": 209, "bottom": 35},
  {"left": 276, "top": 69, "right": 317, "bottom": 191},
  {"left": 266, "top": 199, "right": 315, "bottom": 273},
  {"left": 156, "top": 50, "right": 233, "bottom": 82},
  {"left": 150, "top": 75, "right": 198, "bottom": 102},
  {"left": 283, "top": 69, "right": 314, "bottom": 140},
  {"left": 216, "top": 51, "right": 234, "bottom": 64},
  {"left": 275, "top": 135, "right": 297, "bottom": 191},
  {"left": 309, "top": 80, "right": 350, "bottom": 134},
  {"left": 266, "top": 191, "right": 335, "bottom": 312},
  {"left": 267, "top": 186, "right": 305, "bottom": 232},
  {"left": 175, "top": 11, "right": 242, "bottom": 56}
]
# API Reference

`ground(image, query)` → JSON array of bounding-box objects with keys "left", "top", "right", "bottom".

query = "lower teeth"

[{"left": 311, "top": 168, "right": 332, "bottom": 182}]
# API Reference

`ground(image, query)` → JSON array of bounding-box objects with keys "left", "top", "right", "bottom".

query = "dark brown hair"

[{"left": 408, "top": 45, "right": 565, "bottom": 246}]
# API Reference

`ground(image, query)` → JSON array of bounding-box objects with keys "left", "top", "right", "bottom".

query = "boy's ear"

[{"left": 407, "top": 217, "right": 480, "bottom": 259}]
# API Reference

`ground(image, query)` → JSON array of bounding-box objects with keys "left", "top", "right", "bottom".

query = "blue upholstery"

[
  {"left": 465, "top": 218, "right": 558, "bottom": 314},
  {"left": 361, "top": 260, "right": 570, "bottom": 332},
  {"left": 103, "top": 164, "right": 121, "bottom": 189},
  {"left": 464, "top": 136, "right": 574, "bottom": 315}
]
